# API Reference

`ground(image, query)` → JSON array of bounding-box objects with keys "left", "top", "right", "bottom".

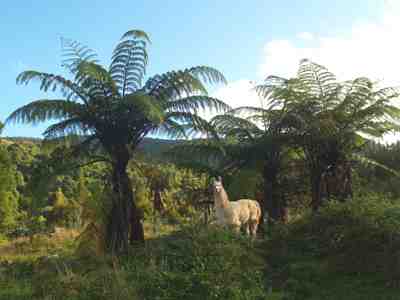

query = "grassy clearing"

[
  {"left": 1, "top": 198, "right": 400, "bottom": 299},
  {"left": 265, "top": 197, "right": 400, "bottom": 299},
  {"left": 0, "top": 223, "right": 271, "bottom": 299}
]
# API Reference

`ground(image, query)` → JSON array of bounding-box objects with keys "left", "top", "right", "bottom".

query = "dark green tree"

[
  {"left": 168, "top": 80, "right": 303, "bottom": 224},
  {"left": 0, "top": 122, "right": 19, "bottom": 232},
  {"left": 209, "top": 105, "right": 298, "bottom": 223},
  {"left": 259, "top": 60, "right": 400, "bottom": 210},
  {"left": 6, "top": 30, "right": 228, "bottom": 253}
]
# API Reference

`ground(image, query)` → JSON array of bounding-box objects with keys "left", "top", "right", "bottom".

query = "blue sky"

[{"left": 0, "top": 0, "right": 393, "bottom": 137}]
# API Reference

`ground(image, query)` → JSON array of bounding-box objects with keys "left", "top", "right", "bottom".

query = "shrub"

[
  {"left": 123, "top": 224, "right": 268, "bottom": 299},
  {"left": 268, "top": 195, "right": 400, "bottom": 287},
  {"left": 31, "top": 223, "right": 269, "bottom": 299}
]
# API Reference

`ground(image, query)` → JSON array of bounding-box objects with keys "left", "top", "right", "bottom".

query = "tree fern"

[
  {"left": 7, "top": 29, "right": 228, "bottom": 253},
  {"left": 61, "top": 38, "right": 99, "bottom": 74},
  {"left": 109, "top": 30, "right": 149, "bottom": 95},
  {"left": 16, "top": 71, "right": 89, "bottom": 102},
  {"left": 6, "top": 100, "right": 84, "bottom": 125}
]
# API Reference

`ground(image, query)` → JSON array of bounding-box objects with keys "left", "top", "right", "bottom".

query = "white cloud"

[
  {"left": 212, "top": 2, "right": 400, "bottom": 142},
  {"left": 212, "top": 80, "right": 261, "bottom": 109},
  {"left": 203, "top": 80, "right": 262, "bottom": 120},
  {"left": 257, "top": 3, "right": 400, "bottom": 142},
  {"left": 297, "top": 32, "right": 314, "bottom": 41},
  {"left": 259, "top": 3, "right": 400, "bottom": 85}
]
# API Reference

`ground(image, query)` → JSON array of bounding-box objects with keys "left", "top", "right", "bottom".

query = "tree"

[
  {"left": 356, "top": 141, "right": 400, "bottom": 198},
  {"left": 6, "top": 30, "right": 228, "bottom": 253},
  {"left": 168, "top": 109, "right": 296, "bottom": 224},
  {"left": 0, "top": 121, "right": 19, "bottom": 232},
  {"left": 209, "top": 106, "right": 298, "bottom": 224},
  {"left": 75, "top": 171, "right": 90, "bottom": 227},
  {"left": 141, "top": 164, "right": 169, "bottom": 216},
  {"left": 259, "top": 60, "right": 400, "bottom": 210}
]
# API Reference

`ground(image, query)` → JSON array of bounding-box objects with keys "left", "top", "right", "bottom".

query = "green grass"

[
  {"left": 264, "top": 197, "right": 400, "bottom": 300},
  {"left": 1, "top": 199, "right": 400, "bottom": 300},
  {"left": 0, "top": 224, "right": 269, "bottom": 299}
]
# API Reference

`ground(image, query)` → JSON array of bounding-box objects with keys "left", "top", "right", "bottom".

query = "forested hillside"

[
  {"left": 2, "top": 135, "right": 400, "bottom": 299},
  {"left": 1, "top": 28, "right": 400, "bottom": 299}
]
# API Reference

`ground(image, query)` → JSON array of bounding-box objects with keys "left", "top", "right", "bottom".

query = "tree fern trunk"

[
  {"left": 129, "top": 203, "right": 144, "bottom": 244},
  {"left": 326, "top": 161, "right": 353, "bottom": 201},
  {"left": 262, "top": 160, "right": 286, "bottom": 224},
  {"left": 311, "top": 172, "right": 323, "bottom": 212},
  {"left": 106, "top": 146, "right": 144, "bottom": 254}
]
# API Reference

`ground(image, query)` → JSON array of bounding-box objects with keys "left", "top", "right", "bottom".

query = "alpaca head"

[
  {"left": 212, "top": 177, "right": 229, "bottom": 207},
  {"left": 212, "top": 176, "right": 223, "bottom": 193}
]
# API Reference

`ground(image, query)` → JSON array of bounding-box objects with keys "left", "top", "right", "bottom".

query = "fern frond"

[
  {"left": 123, "top": 93, "right": 164, "bottom": 124},
  {"left": 145, "top": 71, "right": 208, "bottom": 101},
  {"left": 373, "top": 86, "right": 400, "bottom": 103},
  {"left": 211, "top": 114, "right": 262, "bottom": 139},
  {"left": 61, "top": 38, "right": 99, "bottom": 73},
  {"left": 149, "top": 119, "right": 187, "bottom": 139},
  {"left": 75, "top": 61, "right": 118, "bottom": 97},
  {"left": 187, "top": 66, "right": 227, "bottom": 85},
  {"left": 16, "top": 71, "right": 89, "bottom": 103},
  {"left": 229, "top": 106, "right": 271, "bottom": 117},
  {"left": 255, "top": 75, "right": 288, "bottom": 98},
  {"left": 43, "top": 118, "right": 88, "bottom": 139},
  {"left": 120, "top": 30, "right": 151, "bottom": 43},
  {"left": 297, "top": 59, "right": 337, "bottom": 97},
  {"left": 352, "top": 153, "right": 400, "bottom": 176},
  {"left": 166, "top": 96, "right": 230, "bottom": 114},
  {"left": 6, "top": 99, "right": 84, "bottom": 125},
  {"left": 165, "top": 111, "right": 217, "bottom": 138},
  {"left": 109, "top": 30, "right": 150, "bottom": 95}
]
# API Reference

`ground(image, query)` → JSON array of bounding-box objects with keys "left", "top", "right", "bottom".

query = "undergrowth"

[
  {"left": 266, "top": 196, "right": 400, "bottom": 299},
  {"left": 2, "top": 196, "right": 400, "bottom": 299},
  {"left": 0, "top": 224, "right": 273, "bottom": 300}
]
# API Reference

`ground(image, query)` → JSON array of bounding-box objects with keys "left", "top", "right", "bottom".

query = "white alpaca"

[{"left": 212, "top": 178, "right": 261, "bottom": 237}]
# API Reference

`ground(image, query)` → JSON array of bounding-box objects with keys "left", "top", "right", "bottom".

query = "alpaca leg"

[
  {"left": 233, "top": 223, "right": 241, "bottom": 234},
  {"left": 250, "top": 222, "right": 258, "bottom": 237},
  {"left": 230, "top": 220, "right": 241, "bottom": 234},
  {"left": 244, "top": 223, "right": 250, "bottom": 236}
]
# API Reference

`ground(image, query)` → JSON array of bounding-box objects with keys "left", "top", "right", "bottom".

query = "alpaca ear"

[{"left": 217, "top": 176, "right": 222, "bottom": 183}]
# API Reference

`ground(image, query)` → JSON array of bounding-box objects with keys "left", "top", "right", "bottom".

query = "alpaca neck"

[{"left": 214, "top": 188, "right": 230, "bottom": 209}]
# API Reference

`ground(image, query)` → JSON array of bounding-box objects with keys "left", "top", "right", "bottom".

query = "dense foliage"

[
  {"left": 266, "top": 196, "right": 400, "bottom": 299},
  {"left": 6, "top": 29, "right": 228, "bottom": 253},
  {"left": 170, "top": 60, "right": 400, "bottom": 225},
  {"left": 1, "top": 26, "right": 400, "bottom": 298}
]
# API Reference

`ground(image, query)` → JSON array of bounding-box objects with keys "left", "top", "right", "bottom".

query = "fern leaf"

[{"left": 5, "top": 99, "right": 84, "bottom": 125}]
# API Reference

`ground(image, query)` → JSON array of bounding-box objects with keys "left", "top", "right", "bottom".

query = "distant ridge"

[
  {"left": 3, "top": 137, "right": 43, "bottom": 144},
  {"left": 1, "top": 136, "right": 182, "bottom": 158},
  {"left": 137, "top": 138, "right": 181, "bottom": 157}
]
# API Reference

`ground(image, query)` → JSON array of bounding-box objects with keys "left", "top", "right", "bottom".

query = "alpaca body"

[
  {"left": 213, "top": 179, "right": 261, "bottom": 236},
  {"left": 215, "top": 199, "right": 260, "bottom": 226}
]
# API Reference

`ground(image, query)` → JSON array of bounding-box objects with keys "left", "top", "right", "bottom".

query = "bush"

[
  {"left": 268, "top": 195, "right": 400, "bottom": 288},
  {"left": 122, "top": 224, "right": 268, "bottom": 299},
  {"left": 30, "top": 224, "right": 270, "bottom": 299},
  {"left": 0, "top": 233, "right": 7, "bottom": 245}
]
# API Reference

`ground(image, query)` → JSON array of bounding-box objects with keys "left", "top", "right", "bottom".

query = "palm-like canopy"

[
  {"left": 169, "top": 97, "right": 298, "bottom": 223},
  {"left": 172, "top": 59, "right": 400, "bottom": 221},
  {"left": 257, "top": 60, "right": 400, "bottom": 159},
  {"left": 257, "top": 59, "right": 400, "bottom": 209},
  {"left": 213, "top": 98, "right": 304, "bottom": 221},
  {"left": 6, "top": 30, "right": 229, "bottom": 253},
  {"left": 7, "top": 30, "right": 228, "bottom": 158}
]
